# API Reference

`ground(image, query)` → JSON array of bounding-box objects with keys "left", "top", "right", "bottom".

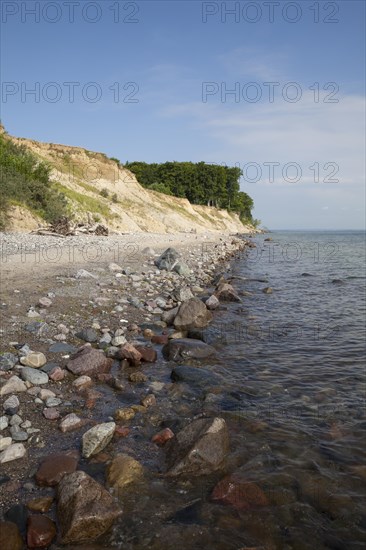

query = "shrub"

[
  {"left": 100, "top": 188, "right": 109, "bottom": 198},
  {"left": 111, "top": 193, "right": 118, "bottom": 203}
]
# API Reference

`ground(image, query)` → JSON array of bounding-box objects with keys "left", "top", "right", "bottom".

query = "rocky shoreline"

[{"left": 0, "top": 232, "right": 262, "bottom": 549}]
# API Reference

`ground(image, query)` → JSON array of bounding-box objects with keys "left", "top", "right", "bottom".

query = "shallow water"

[{"left": 64, "top": 231, "right": 366, "bottom": 550}]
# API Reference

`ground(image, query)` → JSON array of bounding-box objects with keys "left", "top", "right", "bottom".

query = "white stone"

[
  {"left": 0, "top": 375, "right": 27, "bottom": 396},
  {"left": 0, "top": 416, "right": 9, "bottom": 431},
  {"left": 82, "top": 422, "right": 116, "bottom": 458},
  {"left": 0, "top": 437, "right": 12, "bottom": 452},
  {"left": 20, "top": 352, "right": 47, "bottom": 369},
  {"left": 0, "top": 442, "right": 26, "bottom": 463}
]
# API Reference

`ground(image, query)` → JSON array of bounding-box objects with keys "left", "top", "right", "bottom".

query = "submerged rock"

[
  {"left": 106, "top": 454, "right": 144, "bottom": 489},
  {"left": 173, "top": 298, "right": 212, "bottom": 331},
  {"left": 166, "top": 417, "right": 229, "bottom": 477},
  {"left": 57, "top": 471, "right": 121, "bottom": 544},
  {"left": 27, "top": 514, "right": 56, "bottom": 548},
  {"left": 162, "top": 338, "right": 216, "bottom": 361},
  {"left": 211, "top": 475, "right": 269, "bottom": 511},
  {"left": 215, "top": 282, "right": 241, "bottom": 302},
  {"left": 171, "top": 365, "right": 221, "bottom": 388},
  {"left": 35, "top": 453, "right": 78, "bottom": 486},
  {"left": 0, "top": 521, "right": 23, "bottom": 550}
]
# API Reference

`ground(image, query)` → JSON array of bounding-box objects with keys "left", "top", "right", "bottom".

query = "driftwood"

[{"left": 30, "top": 217, "right": 109, "bottom": 237}]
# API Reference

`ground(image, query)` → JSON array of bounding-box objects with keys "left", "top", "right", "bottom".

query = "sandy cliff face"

[{"left": 8, "top": 134, "right": 251, "bottom": 234}]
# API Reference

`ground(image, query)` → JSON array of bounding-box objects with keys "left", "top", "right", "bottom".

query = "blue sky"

[{"left": 1, "top": 0, "right": 365, "bottom": 229}]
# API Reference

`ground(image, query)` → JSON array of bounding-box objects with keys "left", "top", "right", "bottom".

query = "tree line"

[{"left": 125, "top": 161, "right": 254, "bottom": 222}]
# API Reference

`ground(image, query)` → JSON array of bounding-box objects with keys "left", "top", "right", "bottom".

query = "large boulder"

[
  {"left": 57, "top": 471, "right": 121, "bottom": 544},
  {"left": 67, "top": 345, "right": 113, "bottom": 377},
  {"left": 215, "top": 283, "right": 241, "bottom": 302},
  {"left": 166, "top": 417, "right": 229, "bottom": 477},
  {"left": 173, "top": 298, "right": 212, "bottom": 331},
  {"left": 155, "top": 248, "right": 180, "bottom": 271},
  {"left": 162, "top": 339, "right": 216, "bottom": 362}
]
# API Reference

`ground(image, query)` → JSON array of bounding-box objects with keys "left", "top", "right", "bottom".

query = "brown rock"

[
  {"left": 128, "top": 372, "right": 147, "bottom": 383},
  {"left": 72, "top": 375, "right": 92, "bottom": 392},
  {"left": 215, "top": 282, "right": 241, "bottom": 302},
  {"left": 35, "top": 453, "right": 78, "bottom": 486},
  {"left": 49, "top": 367, "right": 65, "bottom": 381},
  {"left": 173, "top": 298, "right": 212, "bottom": 331},
  {"left": 151, "top": 334, "right": 169, "bottom": 345},
  {"left": 27, "top": 515, "right": 56, "bottom": 549},
  {"left": 57, "top": 471, "right": 121, "bottom": 544},
  {"left": 59, "top": 413, "right": 86, "bottom": 433},
  {"left": 115, "top": 426, "right": 130, "bottom": 438},
  {"left": 106, "top": 454, "right": 144, "bottom": 489},
  {"left": 262, "top": 287, "right": 273, "bottom": 294},
  {"left": 84, "top": 389, "right": 102, "bottom": 409},
  {"left": 135, "top": 346, "right": 157, "bottom": 363},
  {"left": 152, "top": 428, "right": 175, "bottom": 446},
  {"left": 0, "top": 521, "right": 23, "bottom": 550},
  {"left": 117, "top": 343, "right": 142, "bottom": 366},
  {"left": 143, "top": 328, "right": 154, "bottom": 339},
  {"left": 211, "top": 476, "right": 269, "bottom": 511},
  {"left": 67, "top": 345, "right": 113, "bottom": 377},
  {"left": 114, "top": 407, "right": 135, "bottom": 422},
  {"left": 42, "top": 408, "right": 60, "bottom": 420},
  {"left": 27, "top": 496, "right": 53, "bottom": 513},
  {"left": 141, "top": 393, "right": 156, "bottom": 408}
]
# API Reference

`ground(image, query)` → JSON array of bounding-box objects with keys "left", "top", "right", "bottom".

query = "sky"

[{"left": 1, "top": 0, "right": 365, "bottom": 229}]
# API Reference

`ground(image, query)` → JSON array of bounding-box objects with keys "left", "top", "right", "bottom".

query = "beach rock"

[
  {"left": 171, "top": 365, "right": 221, "bottom": 388},
  {"left": 3, "top": 395, "right": 20, "bottom": 415},
  {"left": 174, "top": 262, "right": 190, "bottom": 276},
  {"left": 20, "top": 352, "right": 47, "bottom": 369},
  {"left": 57, "top": 471, "right": 121, "bottom": 544},
  {"left": 151, "top": 334, "right": 169, "bottom": 345},
  {"left": 262, "top": 286, "right": 273, "bottom": 294},
  {"left": 39, "top": 389, "right": 55, "bottom": 400},
  {"left": 162, "top": 338, "right": 216, "bottom": 361},
  {"left": 0, "top": 352, "right": 18, "bottom": 371},
  {"left": 141, "top": 393, "right": 156, "bottom": 408},
  {"left": 215, "top": 283, "right": 241, "bottom": 302},
  {"left": 128, "top": 372, "right": 147, "bottom": 383},
  {"left": 46, "top": 397, "right": 62, "bottom": 407},
  {"left": 0, "top": 521, "right": 23, "bottom": 550},
  {"left": 59, "top": 413, "right": 85, "bottom": 433},
  {"left": 108, "top": 262, "right": 122, "bottom": 272},
  {"left": 27, "top": 514, "right": 56, "bottom": 548},
  {"left": 38, "top": 297, "right": 52, "bottom": 308},
  {"left": 117, "top": 343, "right": 142, "bottom": 366},
  {"left": 20, "top": 367, "right": 49, "bottom": 385},
  {"left": 106, "top": 454, "right": 144, "bottom": 489},
  {"left": 36, "top": 453, "right": 78, "bottom": 486},
  {"left": 173, "top": 298, "right": 212, "bottom": 331},
  {"left": 75, "top": 328, "right": 98, "bottom": 343},
  {"left": 161, "top": 306, "right": 179, "bottom": 326},
  {"left": 48, "top": 342, "right": 76, "bottom": 353},
  {"left": 155, "top": 248, "right": 180, "bottom": 271},
  {"left": 0, "top": 375, "right": 27, "bottom": 396},
  {"left": 67, "top": 345, "right": 112, "bottom": 377},
  {"left": 27, "top": 496, "right": 53, "bottom": 513},
  {"left": 0, "top": 415, "right": 9, "bottom": 430},
  {"left": 43, "top": 408, "right": 60, "bottom": 420},
  {"left": 152, "top": 428, "right": 175, "bottom": 446},
  {"left": 49, "top": 366, "right": 65, "bottom": 381},
  {"left": 72, "top": 375, "right": 92, "bottom": 392},
  {"left": 82, "top": 422, "right": 115, "bottom": 458},
  {"left": 10, "top": 426, "right": 28, "bottom": 441},
  {"left": 0, "top": 437, "right": 12, "bottom": 451},
  {"left": 0, "top": 443, "right": 26, "bottom": 463},
  {"left": 205, "top": 295, "right": 220, "bottom": 310},
  {"left": 114, "top": 407, "right": 136, "bottom": 422},
  {"left": 174, "top": 287, "right": 194, "bottom": 302},
  {"left": 135, "top": 346, "right": 157, "bottom": 363},
  {"left": 166, "top": 417, "right": 229, "bottom": 477},
  {"left": 111, "top": 335, "right": 127, "bottom": 347},
  {"left": 211, "top": 475, "right": 269, "bottom": 511}
]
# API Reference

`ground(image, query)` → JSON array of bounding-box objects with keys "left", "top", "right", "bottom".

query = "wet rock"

[
  {"left": 115, "top": 426, "right": 130, "bottom": 438},
  {"left": 171, "top": 365, "right": 221, "bottom": 388},
  {"left": 27, "top": 515, "right": 56, "bottom": 548},
  {"left": 117, "top": 343, "right": 142, "bottom": 366},
  {"left": 4, "top": 503, "right": 28, "bottom": 535},
  {"left": 0, "top": 352, "right": 18, "bottom": 371},
  {"left": 82, "top": 422, "right": 115, "bottom": 458},
  {"left": 57, "top": 471, "right": 121, "bottom": 544},
  {"left": 43, "top": 408, "right": 60, "bottom": 420},
  {"left": 20, "top": 367, "right": 49, "bottom": 385},
  {"left": 0, "top": 521, "right": 23, "bottom": 550},
  {"left": 59, "top": 413, "right": 86, "bottom": 433},
  {"left": 262, "top": 286, "right": 273, "bottom": 294},
  {"left": 151, "top": 334, "right": 169, "bottom": 345},
  {"left": 0, "top": 375, "right": 27, "bottom": 396},
  {"left": 152, "top": 428, "right": 175, "bottom": 446},
  {"left": 3, "top": 395, "right": 20, "bottom": 414},
  {"left": 0, "top": 442, "right": 27, "bottom": 463},
  {"left": 162, "top": 338, "right": 216, "bottom": 361},
  {"left": 67, "top": 345, "right": 113, "bottom": 377},
  {"left": 128, "top": 372, "right": 147, "bottom": 383},
  {"left": 215, "top": 282, "right": 241, "bottom": 302},
  {"left": 205, "top": 295, "right": 220, "bottom": 311},
  {"left": 135, "top": 346, "right": 157, "bottom": 363},
  {"left": 161, "top": 306, "right": 179, "bottom": 326},
  {"left": 36, "top": 453, "right": 78, "bottom": 486},
  {"left": 211, "top": 475, "right": 269, "bottom": 511},
  {"left": 49, "top": 366, "right": 65, "bottom": 381},
  {"left": 75, "top": 328, "right": 98, "bottom": 343},
  {"left": 173, "top": 298, "right": 212, "bottom": 331},
  {"left": 20, "top": 352, "right": 47, "bottom": 369},
  {"left": 141, "top": 393, "right": 156, "bottom": 408},
  {"left": 166, "top": 417, "right": 229, "bottom": 477},
  {"left": 106, "top": 454, "right": 144, "bottom": 489},
  {"left": 155, "top": 247, "right": 180, "bottom": 271},
  {"left": 27, "top": 496, "right": 53, "bottom": 513},
  {"left": 114, "top": 407, "right": 136, "bottom": 422}
]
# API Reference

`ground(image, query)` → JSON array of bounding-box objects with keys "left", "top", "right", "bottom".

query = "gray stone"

[
  {"left": 9, "top": 414, "right": 22, "bottom": 426},
  {"left": 38, "top": 297, "right": 52, "bottom": 308},
  {"left": 46, "top": 397, "right": 62, "bottom": 407},
  {"left": 0, "top": 352, "right": 18, "bottom": 371},
  {"left": 75, "top": 328, "right": 98, "bottom": 343},
  {"left": 20, "top": 367, "right": 49, "bottom": 385},
  {"left": 75, "top": 269, "right": 98, "bottom": 279},
  {"left": 215, "top": 282, "right": 241, "bottom": 302},
  {"left": 10, "top": 427, "right": 28, "bottom": 441},
  {"left": 163, "top": 338, "right": 216, "bottom": 362},
  {"left": 173, "top": 298, "right": 212, "bottom": 331},
  {"left": 3, "top": 395, "right": 20, "bottom": 413},
  {"left": 173, "top": 262, "right": 191, "bottom": 276},
  {"left": 0, "top": 416, "right": 9, "bottom": 430},
  {"left": 82, "top": 422, "right": 116, "bottom": 458},
  {"left": 205, "top": 295, "right": 220, "bottom": 310},
  {"left": 0, "top": 375, "right": 27, "bottom": 396},
  {"left": 161, "top": 306, "right": 179, "bottom": 326},
  {"left": 0, "top": 437, "right": 12, "bottom": 452},
  {"left": 49, "top": 343, "right": 76, "bottom": 353},
  {"left": 155, "top": 248, "right": 180, "bottom": 271},
  {"left": 174, "top": 287, "right": 194, "bottom": 302}
]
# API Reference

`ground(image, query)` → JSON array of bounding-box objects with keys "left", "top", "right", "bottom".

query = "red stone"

[
  {"left": 117, "top": 343, "right": 142, "bottom": 366},
  {"left": 135, "top": 346, "right": 157, "bottom": 363},
  {"left": 152, "top": 427, "right": 174, "bottom": 446},
  {"left": 84, "top": 389, "right": 102, "bottom": 410},
  {"left": 67, "top": 345, "right": 113, "bottom": 377},
  {"left": 151, "top": 334, "right": 169, "bottom": 345},
  {"left": 35, "top": 453, "right": 78, "bottom": 486},
  {"left": 49, "top": 367, "right": 65, "bottom": 381},
  {"left": 114, "top": 426, "right": 130, "bottom": 438},
  {"left": 27, "top": 515, "right": 56, "bottom": 548},
  {"left": 211, "top": 476, "right": 269, "bottom": 511}
]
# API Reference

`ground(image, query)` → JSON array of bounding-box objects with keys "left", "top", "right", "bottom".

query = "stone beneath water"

[
  {"left": 166, "top": 417, "right": 229, "bottom": 477},
  {"left": 57, "top": 471, "right": 121, "bottom": 544},
  {"left": 162, "top": 338, "right": 216, "bottom": 362},
  {"left": 27, "top": 514, "right": 57, "bottom": 548},
  {"left": 0, "top": 521, "right": 23, "bottom": 550},
  {"left": 82, "top": 422, "right": 116, "bottom": 458},
  {"left": 106, "top": 454, "right": 144, "bottom": 489},
  {"left": 171, "top": 365, "right": 221, "bottom": 389},
  {"left": 35, "top": 453, "right": 78, "bottom": 486},
  {"left": 173, "top": 298, "right": 212, "bottom": 331},
  {"left": 211, "top": 475, "right": 270, "bottom": 511}
]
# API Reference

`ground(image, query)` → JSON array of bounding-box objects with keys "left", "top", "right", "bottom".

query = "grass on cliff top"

[{"left": 54, "top": 182, "right": 112, "bottom": 219}]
